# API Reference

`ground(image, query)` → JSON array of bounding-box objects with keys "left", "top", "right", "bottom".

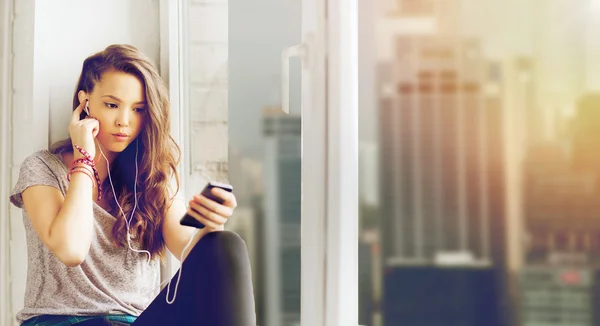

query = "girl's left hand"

[{"left": 187, "top": 187, "right": 237, "bottom": 231}]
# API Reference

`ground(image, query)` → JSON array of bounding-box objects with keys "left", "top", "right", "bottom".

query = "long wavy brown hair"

[{"left": 50, "top": 44, "right": 181, "bottom": 259}]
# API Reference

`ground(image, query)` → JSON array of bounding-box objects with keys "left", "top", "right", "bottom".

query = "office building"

[
  {"left": 518, "top": 94, "right": 600, "bottom": 326},
  {"left": 261, "top": 108, "right": 301, "bottom": 326},
  {"left": 378, "top": 36, "right": 506, "bottom": 325}
]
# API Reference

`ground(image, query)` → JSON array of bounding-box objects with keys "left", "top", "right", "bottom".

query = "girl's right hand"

[{"left": 69, "top": 99, "right": 99, "bottom": 159}]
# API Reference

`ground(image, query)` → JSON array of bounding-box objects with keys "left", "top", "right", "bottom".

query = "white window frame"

[
  {"left": 324, "top": 0, "right": 359, "bottom": 325},
  {"left": 299, "top": 0, "right": 359, "bottom": 325},
  {"left": 0, "top": 0, "right": 14, "bottom": 324},
  {"left": 158, "top": 0, "right": 188, "bottom": 278}
]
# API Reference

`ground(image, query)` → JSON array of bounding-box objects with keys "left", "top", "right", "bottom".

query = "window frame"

[
  {"left": 323, "top": 0, "right": 359, "bottom": 325},
  {"left": 159, "top": 0, "right": 188, "bottom": 277},
  {"left": 300, "top": 0, "right": 359, "bottom": 325},
  {"left": 160, "top": 1, "right": 360, "bottom": 324},
  {"left": 0, "top": 0, "right": 14, "bottom": 324}
]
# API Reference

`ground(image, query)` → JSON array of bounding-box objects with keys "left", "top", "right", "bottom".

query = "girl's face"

[{"left": 79, "top": 70, "right": 147, "bottom": 154}]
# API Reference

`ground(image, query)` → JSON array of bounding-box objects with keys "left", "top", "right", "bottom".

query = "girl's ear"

[{"left": 77, "top": 90, "right": 88, "bottom": 105}]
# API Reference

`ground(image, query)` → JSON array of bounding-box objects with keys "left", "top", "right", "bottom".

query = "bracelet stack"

[{"left": 67, "top": 145, "right": 102, "bottom": 201}]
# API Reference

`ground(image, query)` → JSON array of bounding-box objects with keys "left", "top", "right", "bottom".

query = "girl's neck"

[{"left": 94, "top": 142, "right": 117, "bottom": 185}]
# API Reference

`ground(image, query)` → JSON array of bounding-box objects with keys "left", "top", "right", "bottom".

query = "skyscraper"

[
  {"left": 359, "top": 141, "right": 379, "bottom": 207},
  {"left": 378, "top": 36, "right": 506, "bottom": 325},
  {"left": 261, "top": 108, "right": 301, "bottom": 326},
  {"left": 380, "top": 36, "right": 497, "bottom": 264},
  {"left": 518, "top": 94, "right": 600, "bottom": 326}
]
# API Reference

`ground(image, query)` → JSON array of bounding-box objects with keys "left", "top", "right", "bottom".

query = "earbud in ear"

[{"left": 84, "top": 100, "right": 90, "bottom": 116}]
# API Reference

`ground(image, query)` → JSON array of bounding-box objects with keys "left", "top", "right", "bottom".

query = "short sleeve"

[{"left": 9, "top": 152, "right": 62, "bottom": 209}]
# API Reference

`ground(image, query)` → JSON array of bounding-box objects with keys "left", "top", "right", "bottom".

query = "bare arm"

[
  {"left": 22, "top": 172, "right": 95, "bottom": 267},
  {"left": 22, "top": 99, "right": 100, "bottom": 267}
]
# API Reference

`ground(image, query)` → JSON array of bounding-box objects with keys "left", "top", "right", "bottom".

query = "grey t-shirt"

[{"left": 9, "top": 150, "right": 161, "bottom": 324}]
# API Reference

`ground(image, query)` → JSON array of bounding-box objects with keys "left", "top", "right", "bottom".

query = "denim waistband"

[{"left": 21, "top": 314, "right": 137, "bottom": 326}]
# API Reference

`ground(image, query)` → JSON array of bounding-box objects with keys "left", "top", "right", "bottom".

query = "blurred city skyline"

[
  {"left": 228, "top": 0, "right": 600, "bottom": 325},
  {"left": 230, "top": 0, "right": 600, "bottom": 161}
]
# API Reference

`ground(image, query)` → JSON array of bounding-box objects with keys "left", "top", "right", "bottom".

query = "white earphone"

[
  {"left": 91, "top": 100, "right": 196, "bottom": 304},
  {"left": 98, "top": 138, "right": 152, "bottom": 263},
  {"left": 86, "top": 100, "right": 151, "bottom": 261}
]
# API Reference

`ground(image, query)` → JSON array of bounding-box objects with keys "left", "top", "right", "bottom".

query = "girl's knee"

[
  {"left": 195, "top": 230, "right": 249, "bottom": 262},
  {"left": 202, "top": 230, "right": 245, "bottom": 248}
]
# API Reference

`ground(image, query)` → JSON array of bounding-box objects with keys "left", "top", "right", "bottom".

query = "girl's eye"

[
  {"left": 134, "top": 107, "right": 146, "bottom": 113},
  {"left": 105, "top": 103, "right": 118, "bottom": 109}
]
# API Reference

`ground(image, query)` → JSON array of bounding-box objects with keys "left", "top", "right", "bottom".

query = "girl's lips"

[{"left": 112, "top": 134, "right": 130, "bottom": 141}]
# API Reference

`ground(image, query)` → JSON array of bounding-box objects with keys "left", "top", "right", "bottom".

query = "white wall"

[
  {"left": 185, "top": 0, "right": 229, "bottom": 194},
  {"left": 9, "top": 1, "right": 38, "bottom": 323},
  {"left": 34, "top": 0, "right": 161, "bottom": 145}
]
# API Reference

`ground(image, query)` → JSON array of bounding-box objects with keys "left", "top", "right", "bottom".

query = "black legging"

[{"left": 132, "top": 230, "right": 257, "bottom": 326}]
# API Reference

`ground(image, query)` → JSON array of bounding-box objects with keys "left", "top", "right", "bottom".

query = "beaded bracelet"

[
  {"left": 67, "top": 167, "right": 95, "bottom": 188},
  {"left": 68, "top": 145, "right": 102, "bottom": 201},
  {"left": 73, "top": 145, "right": 95, "bottom": 164},
  {"left": 68, "top": 164, "right": 94, "bottom": 180}
]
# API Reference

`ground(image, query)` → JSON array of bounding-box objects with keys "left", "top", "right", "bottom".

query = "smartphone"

[{"left": 179, "top": 181, "right": 234, "bottom": 229}]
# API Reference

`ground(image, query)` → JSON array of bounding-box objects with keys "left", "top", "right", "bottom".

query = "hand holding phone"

[{"left": 180, "top": 182, "right": 234, "bottom": 229}]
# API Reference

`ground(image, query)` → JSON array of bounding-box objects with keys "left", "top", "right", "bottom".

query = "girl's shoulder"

[{"left": 9, "top": 149, "right": 68, "bottom": 208}]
